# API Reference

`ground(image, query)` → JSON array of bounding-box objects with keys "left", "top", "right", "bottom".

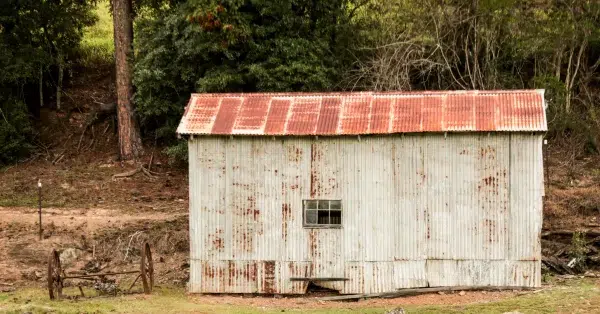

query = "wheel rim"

[
  {"left": 140, "top": 242, "right": 153, "bottom": 294},
  {"left": 47, "top": 249, "right": 62, "bottom": 300}
]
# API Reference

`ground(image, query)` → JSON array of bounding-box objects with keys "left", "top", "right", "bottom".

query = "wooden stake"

[{"left": 38, "top": 179, "right": 42, "bottom": 240}]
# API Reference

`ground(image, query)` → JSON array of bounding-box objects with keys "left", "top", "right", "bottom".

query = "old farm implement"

[{"left": 47, "top": 242, "right": 154, "bottom": 300}]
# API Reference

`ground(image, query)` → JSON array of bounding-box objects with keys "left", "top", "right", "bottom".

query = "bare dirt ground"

[{"left": 0, "top": 204, "right": 189, "bottom": 285}]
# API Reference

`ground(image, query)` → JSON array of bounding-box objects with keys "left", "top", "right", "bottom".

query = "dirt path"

[{"left": 0, "top": 206, "right": 186, "bottom": 232}]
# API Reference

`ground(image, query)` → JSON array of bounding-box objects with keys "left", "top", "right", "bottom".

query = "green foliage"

[
  {"left": 0, "top": 0, "right": 97, "bottom": 76},
  {"left": 0, "top": 96, "right": 34, "bottom": 165},
  {"left": 350, "top": 0, "right": 600, "bottom": 151},
  {"left": 79, "top": 1, "right": 114, "bottom": 66},
  {"left": 164, "top": 140, "right": 188, "bottom": 165},
  {"left": 0, "top": 0, "right": 96, "bottom": 164},
  {"left": 134, "top": 0, "right": 361, "bottom": 148}
]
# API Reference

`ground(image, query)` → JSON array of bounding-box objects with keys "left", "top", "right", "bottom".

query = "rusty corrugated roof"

[{"left": 176, "top": 90, "right": 547, "bottom": 136}]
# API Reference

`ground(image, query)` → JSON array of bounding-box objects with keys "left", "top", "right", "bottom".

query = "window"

[{"left": 303, "top": 200, "right": 342, "bottom": 228}]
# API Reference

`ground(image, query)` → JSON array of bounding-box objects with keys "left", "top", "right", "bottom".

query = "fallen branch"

[
  {"left": 123, "top": 231, "right": 143, "bottom": 261},
  {"left": 77, "top": 126, "right": 88, "bottom": 152},
  {"left": 112, "top": 165, "right": 157, "bottom": 181},
  {"left": 52, "top": 153, "right": 65, "bottom": 165},
  {"left": 542, "top": 229, "right": 600, "bottom": 237},
  {"left": 102, "top": 123, "right": 110, "bottom": 135},
  {"left": 542, "top": 256, "right": 575, "bottom": 275},
  {"left": 147, "top": 152, "right": 154, "bottom": 173},
  {"left": 112, "top": 168, "right": 140, "bottom": 180},
  {"left": 0, "top": 282, "right": 14, "bottom": 286},
  {"left": 317, "top": 286, "right": 535, "bottom": 301},
  {"left": 140, "top": 166, "right": 157, "bottom": 179}
]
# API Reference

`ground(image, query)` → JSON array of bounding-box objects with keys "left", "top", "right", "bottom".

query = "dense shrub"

[
  {"left": 134, "top": 0, "right": 361, "bottom": 143},
  {"left": 0, "top": 0, "right": 96, "bottom": 164},
  {"left": 0, "top": 96, "right": 34, "bottom": 165}
]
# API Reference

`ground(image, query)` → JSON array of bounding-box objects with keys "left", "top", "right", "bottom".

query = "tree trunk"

[
  {"left": 39, "top": 65, "right": 43, "bottom": 107},
  {"left": 113, "top": 0, "right": 143, "bottom": 160},
  {"left": 56, "top": 52, "right": 63, "bottom": 110}
]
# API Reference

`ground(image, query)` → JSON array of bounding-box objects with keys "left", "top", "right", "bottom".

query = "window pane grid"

[{"left": 303, "top": 200, "right": 342, "bottom": 227}]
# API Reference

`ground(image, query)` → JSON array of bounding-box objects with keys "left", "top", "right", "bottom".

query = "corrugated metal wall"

[{"left": 188, "top": 133, "right": 544, "bottom": 294}]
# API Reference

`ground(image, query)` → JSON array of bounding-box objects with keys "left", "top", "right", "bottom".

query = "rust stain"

[
  {"left": 286, "top": 145, "right": 303, "bottom": 163},
  {"left": 483, "top": 219, "right": 497, "bottom": 243},
  {"left": 309, "top": 230, "right": 318, "bottom": 257},
  {"left": 479, "top": 146, "right": 497, "bottom": 159},
  {"left": 281, "top": 203, "right": 291, "bottom": 242},
  {"left": 218, "top": 267, "right": 224, "bottom": 283},
  {"left": 310, "top": 144, "right": 321, "bottom": 198},
  {"left": 232, "top": 182, "right": 250, "bottom": 189},
  {"left": 263, "top": 261, "right": 276, "bottom": 294},
  {"left": 247, "top": 263, "right": 258, "bottom": 282},
  {"left": 482, "top": 176, "right": 497, "bottom": 187},
  {"left": 203, "top": 262, "right": 215, "bottom": 279},
  {"left": 208, "top": 229, "right": 225, "bottom": 252},
  {"left": 228, "top": 261, "right": 235, "bottom": 287},
  {"left": 253, "top": 209, "right": 260, "bottom": 220},
  {"left": 242, "top": 232, "right": 253, "bottom": 252}
]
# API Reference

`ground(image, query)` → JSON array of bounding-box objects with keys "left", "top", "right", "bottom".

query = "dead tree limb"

[
  {"left": 112, "top": 168, "right": 140, "bottom": 180},
  {"left": 112, "top": 165, "right": 157, "bottom": 181},
  {"left": 542, "top": 230, "right": 600, "bottom": 237},
  {"left": 318, "top": 286, "right": 535, "bottom": 301},
  {"left": 147, "top": 152, "right": 154, "bottom": 173}
]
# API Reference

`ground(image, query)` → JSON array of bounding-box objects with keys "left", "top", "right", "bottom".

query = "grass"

[
  {"left": 79, "top": 0, "right": 114, "bottom": 66},
  {"left": 1, "top": 279, "right": 600, "bottom": 314}
]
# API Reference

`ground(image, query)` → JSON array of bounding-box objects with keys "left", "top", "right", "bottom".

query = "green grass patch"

[
  {"left": 79, "top": 0, "right": 114, "bottom": 66},
  {"left": 1, "top": 280, "right": 600, "bottom": 314},
  {"left": 0, "top": 195, "right": 66, "bottom": 208}
]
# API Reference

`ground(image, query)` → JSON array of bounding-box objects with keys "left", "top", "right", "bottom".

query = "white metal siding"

[{"left": 188, "top": 133, "right": 543, "bottom": 293}]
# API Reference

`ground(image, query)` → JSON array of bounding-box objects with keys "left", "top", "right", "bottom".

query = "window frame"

[{"left": 302, "top": 199, "right": 343, "bottom": 229}]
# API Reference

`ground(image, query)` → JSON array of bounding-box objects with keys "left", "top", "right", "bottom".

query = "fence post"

[{"left": 38, "top": 179, "right": 42, "bottom": 240}]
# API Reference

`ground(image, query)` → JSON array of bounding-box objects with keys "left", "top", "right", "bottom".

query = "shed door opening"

[{"left": 303, "top": 200, "right": 342, "bottom": 227}]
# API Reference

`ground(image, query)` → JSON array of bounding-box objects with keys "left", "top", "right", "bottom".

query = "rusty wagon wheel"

[
  {"left": 47, "top": 249, "right": 63, "bottom": 300},
  {"left": 140, "top": 242, "right": 154, "bottom": 294}
]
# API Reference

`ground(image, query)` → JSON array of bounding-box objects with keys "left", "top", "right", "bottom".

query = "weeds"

[{"left": 569, "top": 231, "right": 590, "bottom": 271}]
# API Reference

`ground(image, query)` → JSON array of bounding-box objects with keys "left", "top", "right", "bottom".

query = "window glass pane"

[
  {"left": 317, "top": 210, "right": 329, "bottom": 224},
  {"left": 318, "top": 200, "right": 329, "bottom": 209},
  {"left": 330, "top": 210, "right": 342, "bottom": 225},
  {"left": 305, "top": 200, "right": 318, "bottom": 209},
  {"left": 330, "top": 200, "right": 341, "bottom": 210},
  {"left": 305, "top": 210, "right": 317, "bottom": 224},
  {"left": 303, "top": 200, "right": 342, "bottom": 227}
]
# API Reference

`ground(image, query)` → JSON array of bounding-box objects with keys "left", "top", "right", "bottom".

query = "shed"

[{"left": 176, "top": 90, "right": 547, "bottom": 294}]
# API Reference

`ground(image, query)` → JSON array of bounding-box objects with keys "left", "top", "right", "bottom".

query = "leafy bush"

[
  {"left": 134, "top": 0, "right": 360, "bottom": 150},
  {"left": 164, "top": 140, "right": 189, "bottom": 165},
  {"left": 0, "top": 0, "right": 96, "bottom": 164},
  {"left": 0, "top": 97, "right": 34, "bottom": 165}
]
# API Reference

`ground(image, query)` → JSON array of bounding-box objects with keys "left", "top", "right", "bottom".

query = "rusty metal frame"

[{"left": 47, "top": 242, "right": 154, "bottom": 300}]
